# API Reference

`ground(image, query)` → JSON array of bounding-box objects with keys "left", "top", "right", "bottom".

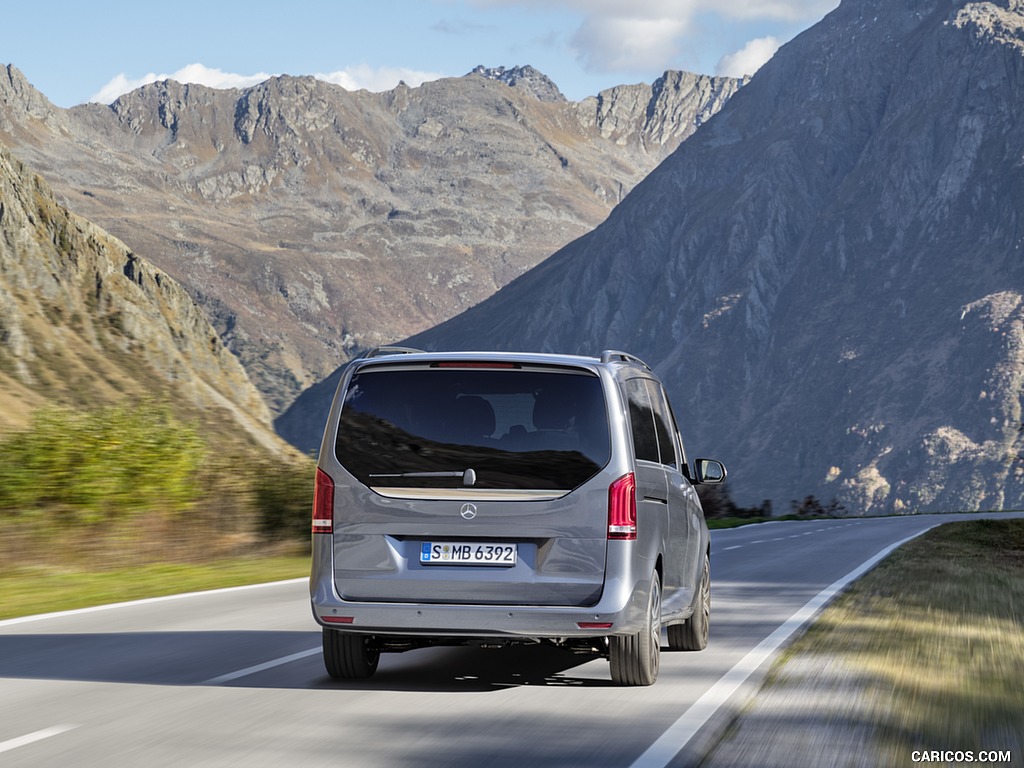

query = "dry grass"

[
  {"left": 0, "top": 548, "right": 309, "bottom": 620},
  {"left": 779, "top": 519, "right": 1024, "bottom": 757}
]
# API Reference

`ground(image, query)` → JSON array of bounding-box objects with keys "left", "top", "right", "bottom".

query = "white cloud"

[
  {"left": 313, "top": 65, "right": 446, "bottom": 92},
  {"left": 703, "top": 0, "right": 839, "bottom": 22},
  {"left": 90, "top": 63, "right": 446, "bottom": 104},
  {"left": 715, "top": 36, "right": 781, "bottom": 77},
  {"left": 473, "top": 0, "right": 837, "bottom": 74},
  {"left": 90, "top": 64, "right": 274, "bottom": 104},
  {"left": 497, "top": 0, "right": 837, "bottom": 20},
  {"left": 572, "top": 15, "right": 689, "bottom": 72}
]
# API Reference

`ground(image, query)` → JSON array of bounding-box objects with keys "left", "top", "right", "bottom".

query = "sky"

[{"left": 3, "top": 0, "right": 840, "bottom": 109}]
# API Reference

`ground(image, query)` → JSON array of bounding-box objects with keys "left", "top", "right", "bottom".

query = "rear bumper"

[{"left": 309, "top": 536, "right": 652, "bottom": 638}]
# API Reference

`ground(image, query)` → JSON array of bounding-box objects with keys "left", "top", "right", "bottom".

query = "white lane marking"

[
  {"left": 0, "top": 578, "right": 308, "bottom": 629},
  {"left": 722, "top": 545, "right": 743, "bottom": 551},
  {"left": 0, "top": 725, "right": 78, "bottom": 754},
  {"left": 203, "top": 647, "right": 321, "bottom": 685},
  {"left": 631, "top": 524, "right": 941, "bottom": 768}
]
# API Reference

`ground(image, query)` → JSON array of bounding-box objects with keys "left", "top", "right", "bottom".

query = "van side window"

[
  {"left": 647, "top": 382, "right": 680, "bottom": 470},
  {"left": 662, "top": 393, "right": 689, "bottom": 470},
  {"left": 625, "top": 378, "right": 660, "bottom": 463}
]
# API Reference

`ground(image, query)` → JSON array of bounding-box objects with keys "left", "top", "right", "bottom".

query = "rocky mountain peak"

[
  {"left": 0, "top": 65, "right": 63, "bottom": 134},
  {"left": 468, "top": 65, "right": 566, "bottom": 102}
]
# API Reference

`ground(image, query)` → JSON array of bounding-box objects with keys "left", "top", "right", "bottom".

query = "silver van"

[{"left": 309, "top": 348, "right": 726, "bottom": 685}]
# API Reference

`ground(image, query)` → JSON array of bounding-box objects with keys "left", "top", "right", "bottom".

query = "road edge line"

[
  {"left": 630, "top": 524, "right": 941, "bottom": 768},
  {"left": 0, "top": 578, "right": 308, "bottom": 629}
]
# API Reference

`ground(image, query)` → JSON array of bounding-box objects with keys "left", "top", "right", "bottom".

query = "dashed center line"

[
  {"left": 0, "top": 725, "right": 78, "bottom": 755},
  {"left": 719, "top": 527, "right": 823, "bottom": 553},
  {"left": 203, "top": 647, "right": 321, "bottom": 685}
]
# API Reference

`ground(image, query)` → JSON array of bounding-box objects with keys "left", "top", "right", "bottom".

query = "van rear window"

[{"left": 335, "top": 367, "right": 610, "bottom": 491}]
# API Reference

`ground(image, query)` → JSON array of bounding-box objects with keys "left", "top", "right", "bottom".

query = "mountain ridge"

[
  {"left": 0, "top": 138, "right": 282, "bottom": 453},
  {"left": 283, "top": 0, "right": 1024, "bottom": 514},
  {"left": 0, "top": 63, "right": 743, "bottom": 413}
]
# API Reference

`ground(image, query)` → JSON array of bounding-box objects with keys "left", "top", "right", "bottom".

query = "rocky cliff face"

[
  {"left": 288, "top": 0, "right": 1023, "bottom": 515},
  {"left": 0, "top": 64, "right": 742, "bottom": 413},
  {"left": 469, "top": 65, "right": 567, "bottom": 102},
  {"left": 0, "top": 140, "right": 279, "bottom": 449}
]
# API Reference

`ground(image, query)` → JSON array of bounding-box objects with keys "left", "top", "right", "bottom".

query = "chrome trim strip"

[{"left": 369, "top": 487, "right": 567, "bottom": 501}]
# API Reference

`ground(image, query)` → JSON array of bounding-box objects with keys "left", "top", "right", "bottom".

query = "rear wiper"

[{"left": 369, "top": 468, "right": 477, "bottom": 486}]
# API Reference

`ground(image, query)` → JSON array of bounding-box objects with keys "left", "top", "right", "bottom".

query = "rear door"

[{"left": 328, "top": 360, "right": 614, "bottom": 607}]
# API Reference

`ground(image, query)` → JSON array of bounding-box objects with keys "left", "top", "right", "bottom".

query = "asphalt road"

[{"left": 2, "top": 512, "right": 1020, "bottom": 767}]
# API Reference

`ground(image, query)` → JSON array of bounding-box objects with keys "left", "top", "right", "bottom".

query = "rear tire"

[
  {"left": 668, "top": 552, "right": 710, "bottom": 651},
  {"left": 322, "top": 628, "right": 380, "bottom": 679},
  {"left": 609, "top": 572, "right": 661, "bottom": 686}
]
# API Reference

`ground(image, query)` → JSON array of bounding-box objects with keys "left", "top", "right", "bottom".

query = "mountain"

[
  {"left": 282, "top": 0, "right": 1024, "bottom": 514},
  {"left": 0, "top": 139, "right": 280, "bottom": 451},
  {"left": 0, "top": 64, "right": 742, "bottom": 413},
  {"left": 468, "top": 65, "right": 567, "bottom": 102}
]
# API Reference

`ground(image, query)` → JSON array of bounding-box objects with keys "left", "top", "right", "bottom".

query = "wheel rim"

[
  {"left": 649, "top": 577, "right": 661, "bottom": 674},
  {"left": 700, "top": 557, "right": 711, "bottom": 644}
]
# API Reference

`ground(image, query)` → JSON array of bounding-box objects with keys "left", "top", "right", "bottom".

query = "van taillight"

[
  {"left": 608, "top": 473, "right": 636, "bottom": 540},
  {"left": 312, "top": 468, "right": 335, "bottom": 534},
  {"left": 431, "top": 361, "right": 520, "bottom": 369}
]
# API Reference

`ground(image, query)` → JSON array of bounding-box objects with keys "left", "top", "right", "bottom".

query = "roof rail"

[
  {"left": 361, "top": 346, "right": 425, "bottom": 359},
  {"left": 600, "top": 350, "right": 651, "bottom": 369}
]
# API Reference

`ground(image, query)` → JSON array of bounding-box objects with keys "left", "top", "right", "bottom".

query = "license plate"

[{"left": 420, "top": 541, "right": 518, "bottom": 566}]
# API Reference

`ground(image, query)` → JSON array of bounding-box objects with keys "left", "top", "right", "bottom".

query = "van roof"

[{"left": 355, "top": 347, "right": 651, "bottom": 371}]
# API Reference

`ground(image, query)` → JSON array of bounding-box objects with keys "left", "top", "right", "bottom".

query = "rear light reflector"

[
  {"left": 608, "top": 472, "right": 637, "bottom": 540},
  {"left": 577, "top": 622, "right": 614, "bottom": 629},
  {"left": 322, "top": 616, "right": 354, "bottom": 624},
  {"left": 312, "top": 468, "right": 335, "bottom": 534}
]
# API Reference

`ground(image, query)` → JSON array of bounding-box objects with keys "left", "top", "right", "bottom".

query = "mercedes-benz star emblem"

[{"left": 460, "top": 503, "right": 478, "bottom": 520}]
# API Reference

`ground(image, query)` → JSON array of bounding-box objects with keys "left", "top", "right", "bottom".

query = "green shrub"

[
  {"left": 251, "top": 457, "right": 315, "bottom": 541},
  {"left": 0, "top": 402, "right": 205, "bottom": 524},
  {"left": 0, "top": 403, "right": 318, "bottom": 568},
  {"left": 789, "top": 494, "right": 847, "bottom": 517},
  {"left": 697, "top": 481, "right": 772, "bottom": 519}
]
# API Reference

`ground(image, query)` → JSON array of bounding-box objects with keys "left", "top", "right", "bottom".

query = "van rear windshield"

[{"left": 335, "top": 367, "right": 610, "bottom": 491}]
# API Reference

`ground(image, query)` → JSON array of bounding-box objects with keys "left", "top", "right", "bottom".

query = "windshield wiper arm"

[{"left": 369, "top": 468, "right": 477, "bottom": 486}]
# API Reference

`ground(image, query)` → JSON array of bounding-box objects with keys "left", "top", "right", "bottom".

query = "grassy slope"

[
  {"left": 0, "top": 553, "right": 310, "bottom": 621},
  {"left": 838, "top": 519, "right": 1021, "bottom": 754},
  {"left": 740, "top": 519, "right": 1024, "bottom": 761}
]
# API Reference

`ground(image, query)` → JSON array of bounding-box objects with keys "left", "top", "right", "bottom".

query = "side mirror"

[{"left": 694, "top": 458, "right": 727, "bottom": 485}]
